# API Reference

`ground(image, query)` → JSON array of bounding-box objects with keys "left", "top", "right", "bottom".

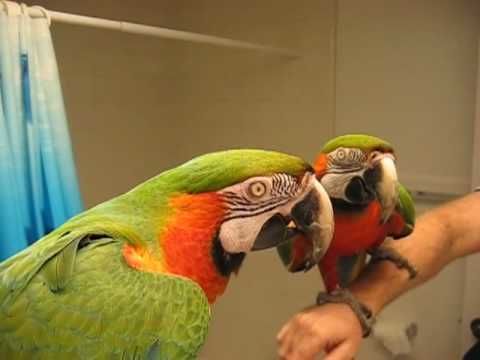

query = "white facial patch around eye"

[
  {"left": 328, "top": 147, "right": 367, "bottom": 169},
  {"left": 217, "top": 173, "right": 314, "bottom": 254}
]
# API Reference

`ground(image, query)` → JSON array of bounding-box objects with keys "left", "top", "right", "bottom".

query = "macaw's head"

[
  {"left": 314, "top": 134, "right": 399, "bottom": 223},
  {"left": 125, "top": 149, "right": 334, "bottom": 302}
]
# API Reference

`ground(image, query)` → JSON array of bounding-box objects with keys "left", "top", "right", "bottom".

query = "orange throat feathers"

[{"left": 124, "top": 192, "right": 236, "bottom": 304}]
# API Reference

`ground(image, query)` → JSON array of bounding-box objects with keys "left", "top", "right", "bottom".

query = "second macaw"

[{"left": 278, "top": 134, "right": 416, "bottom": 293}]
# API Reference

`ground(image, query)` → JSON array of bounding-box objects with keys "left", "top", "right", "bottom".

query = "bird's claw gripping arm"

[
  {"left": 316, "top": 288, "right": 375, "bottom": 337},
  {"left": 368, "top": 245, "right": 418, "bottom": 279}
]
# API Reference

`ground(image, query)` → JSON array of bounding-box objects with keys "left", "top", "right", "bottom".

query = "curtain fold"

[{"left": 0, "top": 9, "right": 83, "bottom": 260}]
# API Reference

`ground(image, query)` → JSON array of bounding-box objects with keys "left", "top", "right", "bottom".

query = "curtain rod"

[{"left": 1, "top": 1, "right": 300, "bottom": 58}]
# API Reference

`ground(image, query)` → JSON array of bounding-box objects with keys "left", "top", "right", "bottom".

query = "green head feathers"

[
  {"left": 136, "top": 149, "right": 312, "bottom": 195},
  {"left": 322, "top": 134, "right": 393, "bottom": 154}
]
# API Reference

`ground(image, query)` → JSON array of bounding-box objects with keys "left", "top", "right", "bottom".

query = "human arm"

[
  {"left": 352, "top": 191, "right": 480, "bottom": 315},
  {"left": 277, "top": 192, "right": 480, "bottom": 360}
]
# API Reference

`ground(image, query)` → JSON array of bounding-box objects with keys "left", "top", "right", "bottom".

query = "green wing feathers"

[
  {"left": 396, "top": 183, "right": 416, "bottom": 230},
  {"left": 0, "top": 238, "right": 210, "bottom": 359}
]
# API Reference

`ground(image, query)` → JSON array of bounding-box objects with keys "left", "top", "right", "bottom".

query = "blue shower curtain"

[{"left": 0, "top": 10, "right": 83, "bottom": 260}]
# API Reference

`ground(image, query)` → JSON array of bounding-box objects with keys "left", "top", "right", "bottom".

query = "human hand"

[{"left": 277, "top": 303, "right": 363, "bottom": 360}]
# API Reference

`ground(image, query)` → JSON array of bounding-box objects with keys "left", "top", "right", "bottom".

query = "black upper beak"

[
  {"left": 345, "top": 176, "right": 376, "bottom": 205},
  {"left": 254, "top": 185, "right": 334, "bottom": 272},
  {"left": 251, "top": 214, "right": 288, "bottom": 251},
  {"left": 252, "top": 191, "right": 323, "bottom": 252}
]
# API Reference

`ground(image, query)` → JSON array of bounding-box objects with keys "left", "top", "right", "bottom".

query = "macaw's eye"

[
  {"left": 248, "top": 181, "right": 267, "bottom": 198},
  {"left": 336, "top": 148, "right": 347, "bottom": 160}
]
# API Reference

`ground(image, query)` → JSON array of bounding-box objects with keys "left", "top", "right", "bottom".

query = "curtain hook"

[
  {"left": 30, "top": 5, "right": 51, "bottom": 26},
  {"left": 20, "top": 2, "right": 27, "bottom": 16},
  {"left": 1, "top": 0, "right": 10, "bottom": 15},
  {"left": 2, "top": 1, "right": 21, "bottom": 16}
]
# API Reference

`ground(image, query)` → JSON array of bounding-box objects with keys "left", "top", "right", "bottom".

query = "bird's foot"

[{"left": 369, "top": 245, "right": 418, "bottom": 279}]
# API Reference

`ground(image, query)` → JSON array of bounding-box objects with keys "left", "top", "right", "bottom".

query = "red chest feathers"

[
  {"left": 162, "top": 193, "right": 229, "bottom": 304},
  {"left": 331, "top": 201, "right": 405, "bottom": 255}
]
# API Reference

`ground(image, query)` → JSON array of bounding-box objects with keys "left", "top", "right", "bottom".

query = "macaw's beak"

[
  {"left": 272, "top": 178, "right": 334, "bottom": 272},
  {"left": 364, "top": 153, "right": 398, "bottom": 224}
]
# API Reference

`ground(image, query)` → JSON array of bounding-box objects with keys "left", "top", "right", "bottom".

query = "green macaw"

[{"left": 0, "top": 149, "right": 334, "bottom": 359}]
